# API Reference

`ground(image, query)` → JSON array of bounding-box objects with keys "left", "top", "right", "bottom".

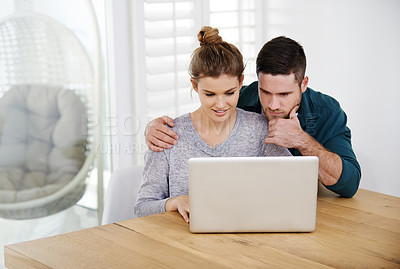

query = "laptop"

[{"left": 188, "top": 156, "right": 319, "bottom": 233}]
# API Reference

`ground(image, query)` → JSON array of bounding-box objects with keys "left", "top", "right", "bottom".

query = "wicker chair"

[{"left": 0, "top": 12, "right": 103, "bottom": 220}]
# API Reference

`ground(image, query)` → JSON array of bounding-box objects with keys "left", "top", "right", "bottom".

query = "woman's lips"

[{"left": 213, "top": 109, "right": 228, "bottom": 116}]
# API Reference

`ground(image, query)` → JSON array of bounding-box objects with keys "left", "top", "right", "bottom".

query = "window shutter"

[
  {"left": 130, "top": 0, "right": 264, "bottom": 163},
  {"left": 209, "top": 0, "right": 258, "bottom": 86},
  {"left": 133, "top": 0, "right": 205, "bottom": 121}
]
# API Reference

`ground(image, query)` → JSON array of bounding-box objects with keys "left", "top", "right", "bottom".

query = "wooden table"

[{"left": 4, "top": 188, "right": 400, "bottom": 268}]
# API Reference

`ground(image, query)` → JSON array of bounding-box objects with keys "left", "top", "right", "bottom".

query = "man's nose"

[{"left": 268, "top": 96, "right": 280, "bottom": 110}]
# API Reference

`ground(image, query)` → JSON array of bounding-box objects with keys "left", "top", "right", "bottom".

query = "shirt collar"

[{"left": 298, "top": 88, "right": 320, "bottom": 128}]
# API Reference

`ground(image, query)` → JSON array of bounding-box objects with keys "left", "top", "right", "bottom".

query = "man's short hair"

[{"left": 256, "top": 36, "right": 306, "bottom": 85}]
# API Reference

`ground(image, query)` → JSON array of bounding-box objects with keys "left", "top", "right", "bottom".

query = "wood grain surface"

[{"left": 5, "top": 188, "right": 400, "bottom": 268}]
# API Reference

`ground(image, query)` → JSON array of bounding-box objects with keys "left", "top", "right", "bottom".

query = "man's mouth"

[{"left": 268, "top": 110, "right": 284, "bottom": 117}]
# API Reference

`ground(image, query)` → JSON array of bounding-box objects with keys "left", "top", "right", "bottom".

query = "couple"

[{"left": 134, "top": 26, "right": 361, "bottom": 222}]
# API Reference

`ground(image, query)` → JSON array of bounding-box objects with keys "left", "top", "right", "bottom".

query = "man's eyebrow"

[
  {"left": 202, "top": 87, "right": 237, "bottom": 93},
  {"left": 259, "top": 87, "right": 293, "bottom": 94}
]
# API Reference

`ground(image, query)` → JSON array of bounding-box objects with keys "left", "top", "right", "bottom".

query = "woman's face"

[{"left": 191, "top": 74, "right": 243, "bottom": 124}]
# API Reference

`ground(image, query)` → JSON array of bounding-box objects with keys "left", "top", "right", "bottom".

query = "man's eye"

[
  {"left": 226, "top": 92, "right": 235, "bottom": 96},
  {"left": 280, "top": 93, "right": 289, "bottom": 96}
]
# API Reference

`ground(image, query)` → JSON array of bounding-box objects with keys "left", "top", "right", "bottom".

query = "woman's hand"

[{"left": 165, "top": 195, "right": 190, "bottom": 223}]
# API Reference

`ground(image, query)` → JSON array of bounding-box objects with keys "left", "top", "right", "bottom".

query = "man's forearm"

[{"left": 297, "top": 133, "right": 343, "bottom": 186}]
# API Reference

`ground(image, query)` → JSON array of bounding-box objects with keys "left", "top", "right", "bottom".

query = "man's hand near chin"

[
  {"left": 264, "top": 105, "right": 342, "bottom": 186},
  {"left": 264, "top": 106, "right": 307, "bottom": 149}
]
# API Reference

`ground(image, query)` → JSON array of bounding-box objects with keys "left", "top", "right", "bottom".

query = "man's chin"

[{"left": 265, "top": 113, "right": 286, "bottom": 121}]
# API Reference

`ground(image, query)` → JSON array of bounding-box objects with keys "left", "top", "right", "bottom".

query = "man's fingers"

[
  {"left": 265, "top": 137, "right": 282, "bottom": 147},
  {"left": 161, "top": 115, "right": 175, "bottom": 127},
  {"left": 264, "top": 137, "right": 274, "bottom": 144},
  {"left": 146, "top": 141, "right": 165, "bottom": 152},
  {"left": 146, "top": 123, "right": 179, "bottom": 150},
  {"left": 267, "top": 128, "right": 274, "bottom": 138},
  {"left": 267, "top": 120, "right": 276, "bottom": 136},
  {"left": 149, "top": 136, "right": 174, "bottom": 150},
  {"left": 157, "top": 124, "right": 179, "bottom": 140},
  {"left": 268, "top": 118, "right": 277, "bottom": 129},
  {"left": 153, "top": 128, "right": 177, "bottom": 146},
  {"left": 289, "top": 105, "right": 299, "bottom": 119}
]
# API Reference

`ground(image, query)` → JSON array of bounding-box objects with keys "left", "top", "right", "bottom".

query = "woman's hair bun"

[{"left": 197, "top": 26, "right": 223, "bottom": 46}]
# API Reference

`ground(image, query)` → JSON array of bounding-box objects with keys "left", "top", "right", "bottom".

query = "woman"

[{"left": 134, "top": 26, "right": 291, "bottom": 222}]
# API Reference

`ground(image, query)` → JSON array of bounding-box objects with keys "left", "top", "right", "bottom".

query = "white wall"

[{"left": 263, "top": 0, "right": 400, "bottom": 197}]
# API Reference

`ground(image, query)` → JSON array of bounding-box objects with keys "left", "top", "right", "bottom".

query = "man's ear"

[
  {"left": 301, "top": 76, "right": 309, "bottom": 93},
  {"left": 190, "top": 78, "right": 198, "bottom": 93}
]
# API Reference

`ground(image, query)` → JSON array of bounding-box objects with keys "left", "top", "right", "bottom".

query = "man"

[{"left": 145, "top": 36, "right": 361, "bottom": 198}]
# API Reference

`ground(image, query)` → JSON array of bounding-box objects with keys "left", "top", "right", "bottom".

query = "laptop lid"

[{"left": 189, "top": 156, "right": 319, "bottom": 233}]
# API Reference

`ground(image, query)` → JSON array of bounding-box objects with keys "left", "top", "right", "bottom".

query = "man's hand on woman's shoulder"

[{"left": 145, "top": 115, "right": 179, "bottom": 151}]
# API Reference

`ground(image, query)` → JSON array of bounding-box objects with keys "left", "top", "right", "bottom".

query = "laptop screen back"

[{"left": 189, "top": 156, "right": 319, "bottom": 233}]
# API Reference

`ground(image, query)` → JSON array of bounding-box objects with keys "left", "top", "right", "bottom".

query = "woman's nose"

[{"left": 215, "top": 96, "right": 225, "bottom": 108}]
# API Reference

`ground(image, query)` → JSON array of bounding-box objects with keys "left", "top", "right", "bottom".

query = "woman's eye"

[
  {"left": 226, "top": 92, "right": 235, "bottom": 96},
  {"left": 205, "top": 93, "right": 214, "bottom": 97}
]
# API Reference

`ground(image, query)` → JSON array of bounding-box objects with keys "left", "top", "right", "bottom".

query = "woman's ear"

[
  {"left": 239, "top": 74, "right": 244, "bottom": 89},
  {"left": 190, "top": 78, "right": 198, "bottom": 93}
]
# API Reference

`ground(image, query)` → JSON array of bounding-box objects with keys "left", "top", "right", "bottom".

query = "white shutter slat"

[
  {"left": 145, "top": 10, "right": 192, "bottom": 21},
  {"left": 146, "top": 42, "right": 194, "bottom": 57},
  {"left": 177, "top": 87, "right": 198, "bottom": 105},
  {"left": 213, "top": 25, "right": 256, "bottom": 30},
  {"left": 148, "top": 95, "right": 196, "bottom": 117},
  {"left": 147, "top": 89, "right": 198, "bottom": 112},
  {"left": 147, "top": 73, "right": 174, "bottom": 91},
  {"left": 147, "top": 72, "right": 190, "bottom": 92},
  {"left": 147, "top": 56, "right": 189, "bottom": 75},
  {"left": 145, "top": 0, "right": 191, "bottom": 4},
  {"left": 210, "top": 9, "right": 255, "bottom": 13},
  {"left": 147, "top": 89, "right": 175, "bottom": 109},
  {"left": 146, "top": 25, "right": 193, "bottom": 39}
]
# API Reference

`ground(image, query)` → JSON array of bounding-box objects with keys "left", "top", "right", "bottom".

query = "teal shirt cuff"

[{"left": 324, "top": 156, "right": 361, "bottom": 198}]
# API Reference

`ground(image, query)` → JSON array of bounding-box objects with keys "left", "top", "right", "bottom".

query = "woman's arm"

[
  {"left": 133, "top": 150, "right": 170, "bottom": 217},
  {"left": 134, "top": 148, "right": 191, "bottom": 222}
]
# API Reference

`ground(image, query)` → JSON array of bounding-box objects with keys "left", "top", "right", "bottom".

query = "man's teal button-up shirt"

[{"left": 237, "top": 81, "right": 361, "bottom": 198}]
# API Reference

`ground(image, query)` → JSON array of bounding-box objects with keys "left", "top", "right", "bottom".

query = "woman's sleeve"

[
  {"left": 263, "top": 142, "right": 292, "bottom": 157},
  {"left": 260, "top": 119, "right": 292, "bottom": 157},
  {"left": 133, "top": 150, "right": 170, "bottom": 217}
]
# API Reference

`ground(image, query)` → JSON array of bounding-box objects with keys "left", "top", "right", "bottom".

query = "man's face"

[{"left": 258, "top": 72, "right": 308, "bottom": 121}]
